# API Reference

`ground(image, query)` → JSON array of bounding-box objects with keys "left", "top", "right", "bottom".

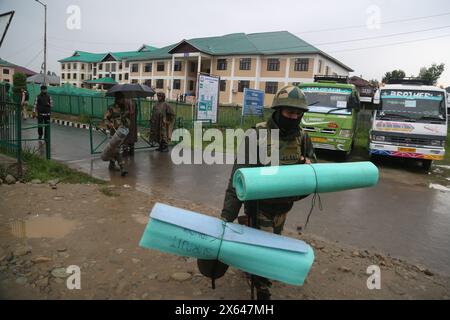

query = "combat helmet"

[{"left": 271, "top": 85, "right": 308, "bottom": 111}]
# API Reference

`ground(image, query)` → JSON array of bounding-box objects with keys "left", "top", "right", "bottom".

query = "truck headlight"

[
  {"left": 430, "top": 140, "right": 444, "bottom": 147},
  {"left": 372, "top": 135, "right": 385, "bottom": 142},
  {"left": 339, "top": 129, "right": 351, "bottom": 138}
]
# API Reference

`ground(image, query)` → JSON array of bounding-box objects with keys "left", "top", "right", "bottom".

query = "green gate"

[
  {"left": 88, "top": 98, "right": 157, "bottom": 155},
  {"left": 0, "top": 83, "right": 51, "bottom": 167}
]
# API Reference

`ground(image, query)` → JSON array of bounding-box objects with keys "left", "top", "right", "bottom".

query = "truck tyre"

[{"left": 422, "top": 159, "right": 432, "bottom": 171}]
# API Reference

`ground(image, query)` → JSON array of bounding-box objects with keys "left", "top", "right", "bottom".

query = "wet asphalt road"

[{"left": 22, "top": 120, "right": 450, "bottom": 276}]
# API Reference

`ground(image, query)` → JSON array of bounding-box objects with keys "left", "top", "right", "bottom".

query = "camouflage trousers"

[
  {"left": 252, "top": 210, "right": 288, "bottom": 292},
  {"left": 109, "top": 129, "right": 124, "bottom": 166}
]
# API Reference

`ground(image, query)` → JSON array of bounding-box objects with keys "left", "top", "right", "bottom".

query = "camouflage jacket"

[
  {"left": 221, "top": 116, "right": 317, "bottom": 222},
  {"left": 104, "top": 104, "right": 130, "bottom": 131}
]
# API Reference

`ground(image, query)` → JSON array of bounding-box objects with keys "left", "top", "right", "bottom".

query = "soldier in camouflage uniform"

[
  {"left": 149, "top": 92, "right": 176, "bottom": 152},
  {"left": 220, "top": 85, "right": 316, "bottom": 300},
  {"left": 104, "top": 92, "right": 130, "bottom": 176}
]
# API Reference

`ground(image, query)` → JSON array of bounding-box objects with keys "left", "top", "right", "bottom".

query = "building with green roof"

[{"left": 58, "top": 31, "right": 353, "bottom": 106}]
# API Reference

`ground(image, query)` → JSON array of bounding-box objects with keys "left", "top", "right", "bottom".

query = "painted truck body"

[
  {"left": 298, "top": 82, "right": 360, "bottom": 154},
  {"left": 370, "top": 84, "right": 448, "bottom": 169}
]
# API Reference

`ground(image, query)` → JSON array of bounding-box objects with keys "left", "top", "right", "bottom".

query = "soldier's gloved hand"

[{"left": 220, "top": 215, "right": 234, "bottom": 223}]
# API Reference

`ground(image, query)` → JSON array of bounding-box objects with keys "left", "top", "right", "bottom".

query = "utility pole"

[{"left": 35, "top": 0, "right": 47, "bottom": 85}]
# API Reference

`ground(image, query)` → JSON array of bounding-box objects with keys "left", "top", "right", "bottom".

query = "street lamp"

[{"left": 35, "top": 0, "right": 47, "bottom": 85}]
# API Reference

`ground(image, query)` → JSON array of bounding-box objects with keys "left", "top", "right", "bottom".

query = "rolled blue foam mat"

[
  {"left": 139, "top": 203, "right": 314, "bottom": 286},
  {"left": 232, "top": 161, "right": 379, "bottom": 201}
]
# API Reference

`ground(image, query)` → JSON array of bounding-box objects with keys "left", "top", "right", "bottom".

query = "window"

[
  {"left": 119, "top": 74, "right": 122, "bottom": 81},
  {"left": 156, "top": 79, "right": 164, "bottom": 89},
  {"left": 144, "top": 79, "right": 152, "bottom": 87},
  {"left": 131, "top": 64, "right": 139, "bottom": 73},
  {"left": 98, "top": 63, "right": 103, "bottom": 71},
  {"left": 67, "top": 73, "right": 71, "bottom": 79},
  {"left": 73, "top": 63, "right": 77, "bottom": 69},
  {"left": 157, "top": 62, "right": 165, "bottom": 72},
  {"left": 294, "top": 58, "right": 309, "bottom": 72},
  {"left": 267, "top": 59, "right": 280, "bottom": 71},
  {"left": 144, "top": 63, "right": 152, "bottom": 73},
  {"left": 220, "top": 80, "right": 226, "bottom": 92},
  {"left": 99, "top": 74, "right": 102, "bottom": 79},
  {"left": 111, "top": 64, "right": 116, "bottom": 72},
  {"left": 3, "top": 68, "right": 9, "bottom": 74},
  {"left": 81, "top": 64, "right": 85, "bottom": 70},
  {"left": 174, "top": 61, "right": 182, "bottom": 72},
  {"left": 238, "top": 80, "right": 250, "bottom": 92},
  {"left": 318, "top": 59, "right": 323, "bottom": 73},
  {"left": 217, "top": 59, "right": 227, "bottom": 71},
  {"left": 3, "top": 79, "right": 9, "bottom": 83},
  {"left": 125, "top": 62, "right": 129, "bottom": 68},
  {"left": 265, "top": 82, "right": 278, "bottom": 94},
  {"left": 81, "top": 74, "right": 85, "bottom": 80},
  {"left": 106, "top": 64, "right": 110, "bottom": 72},
  {"left": 73, "top": 73, "right": 77, "bottom": 79},
  {"left": 119, "top": 63, "right": 122, "bottom": 70},
  {"left": 61, "top": 73, "right": 65, "bottom": 79},
  {"left": 93, "top": 68, "right": 97, "bottom": 76},
  {"left": 189, "top": 80, "right": 194, "bottom": 91},
  {"left": 190, "top": 62, "right": 197, "bottom": 73},
  {"left": 239, "top": 58, "right": 251, "bottom": 70},
  {"left": 173, "top": 79, "right": 181, "bottom": 90},
  {"left": 124, "top": 73, "right": 129, "bottom": 80},
  {"left": 131, "top": 79, "right": 138, "bottom": 84},
  {"left": 111, "top": 74, "right": 116, "bottom": 80},
  {"left": 61, "top": 64, "right": 65, "bottom": 70},
  {"left": 325, "top": 66, "right": 330, "bottom": 75}
]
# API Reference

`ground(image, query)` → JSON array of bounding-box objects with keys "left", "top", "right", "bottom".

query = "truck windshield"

[
  {"left": 379, "top": 89, "right": 446, "bottom": 121},
  {"left": 302, "top": 87, "right": 352, "bottom": 114}
]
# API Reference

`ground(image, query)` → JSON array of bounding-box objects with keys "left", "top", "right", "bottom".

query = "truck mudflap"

[{"left": 369, "top": 143, "right": 445, "bottom": 160}]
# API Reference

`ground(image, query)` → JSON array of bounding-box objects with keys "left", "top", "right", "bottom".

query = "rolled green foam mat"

[
  {"left": 139, "top": 203, "right": 315, "bottom": 286},
  {"left": 232, "top": 161, "right": 379, "bottom": 201}
]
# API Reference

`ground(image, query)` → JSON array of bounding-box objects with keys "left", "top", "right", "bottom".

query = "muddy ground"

[{"left": 0, "top": 182, "right": 449, "bottom": 300}]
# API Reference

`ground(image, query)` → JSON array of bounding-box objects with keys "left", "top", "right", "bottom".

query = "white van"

[{"left": 370, "top": 79, "right": 448, "bottom": 170}]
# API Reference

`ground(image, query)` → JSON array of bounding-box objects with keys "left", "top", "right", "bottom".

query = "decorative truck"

[{"left": 370, "top": 78, "right": 448, "bottom": 170}]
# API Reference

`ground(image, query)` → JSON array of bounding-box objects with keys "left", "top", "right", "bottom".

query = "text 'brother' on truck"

[{"left": 370, "top": 78, "right": 448, "bottom": 171}]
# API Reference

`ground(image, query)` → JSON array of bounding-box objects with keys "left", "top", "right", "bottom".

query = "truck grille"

[
  {"left": 385, "top": 136, "right": 431, "bottom": 146},
  {"left": 303, "top": 127, "right": 336, "bottom": 134}
]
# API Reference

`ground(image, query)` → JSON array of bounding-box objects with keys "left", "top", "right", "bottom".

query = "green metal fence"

[
  {"left": 0, "top": 98, "right": 21, "bottom": 160},
  {"left": 0, "top": 83, "right": 51, "bottom": 164},
  {"left": 46, "top": 92, "right": 272, "bottom": 130}
]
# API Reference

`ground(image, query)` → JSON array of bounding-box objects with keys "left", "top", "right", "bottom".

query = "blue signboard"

[{"left": 242, "top": 88, "right": 265, "bottom": 117}]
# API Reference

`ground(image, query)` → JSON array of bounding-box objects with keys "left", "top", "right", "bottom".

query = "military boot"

[
  {"left": 256, "top": 288, "right": 271, "bottom": 300},
  {"left": 109, "top": 161, "right": 119, "bottom": 171},
  {"left": 120, "top": 164, "right": 128, "bottom": 177},
  {"left": 158, "top": 141, "right": 169, "bottom": 152}
]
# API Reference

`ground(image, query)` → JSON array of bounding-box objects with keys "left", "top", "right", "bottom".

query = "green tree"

[
  {"left": 369, "top": 79, "right": 380, "bottom": 88},
  {"left": 12, "top": 72, "right": 27, "bottom": 103},
  {"left": 418, "top": 63, "right": 445, "bottom": 85},
  {"left": 382, "top": 70, "right": 405, "bottom": 83}
]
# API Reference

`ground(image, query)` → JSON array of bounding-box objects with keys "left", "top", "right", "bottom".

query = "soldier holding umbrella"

[{"left": 103, "top": 84, "right": 155, "bottom": 176}]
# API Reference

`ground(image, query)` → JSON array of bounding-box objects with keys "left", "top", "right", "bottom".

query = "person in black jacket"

[{"left": 33, "top": 85, "right": 53, "bottom": 140}]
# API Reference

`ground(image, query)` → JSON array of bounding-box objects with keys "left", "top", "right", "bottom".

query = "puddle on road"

[
  {"left": 429, "top": 183, "right": 450, "bottom": 192},
  {"left": 6, "top": 216, "right": 78, "bottom": 239}
]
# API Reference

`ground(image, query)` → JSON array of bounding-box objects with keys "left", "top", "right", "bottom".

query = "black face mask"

[{"left": 273, "top": 110, "right": 303, "bottom": 134}]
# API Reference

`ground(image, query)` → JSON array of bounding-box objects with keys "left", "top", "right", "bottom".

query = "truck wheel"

[
  {"left": 422, "top": 159, "right": 432, "bottom": 171},
  {"left": 342, "top": 148, "right": 352, "bottom": 161},
  {"left": 369, "top": 153, "right": 379, "bottom": 163}
]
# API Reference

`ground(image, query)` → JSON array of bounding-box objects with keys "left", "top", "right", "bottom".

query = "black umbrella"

[{"left": 106, "top": 83, "right": 155, "bottom": 98}]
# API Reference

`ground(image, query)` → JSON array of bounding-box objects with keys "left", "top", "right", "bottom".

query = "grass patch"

[
  {"left": 99, "top": 185, "right": 119, "bottom": 197},
  {"left": 21, "top": 152, "right": 104, "bottom": 184}
]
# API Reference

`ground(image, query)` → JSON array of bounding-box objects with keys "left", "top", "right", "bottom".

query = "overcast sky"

[{"left": 1, "top": 0, "right": 450, "bottom": 86}]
